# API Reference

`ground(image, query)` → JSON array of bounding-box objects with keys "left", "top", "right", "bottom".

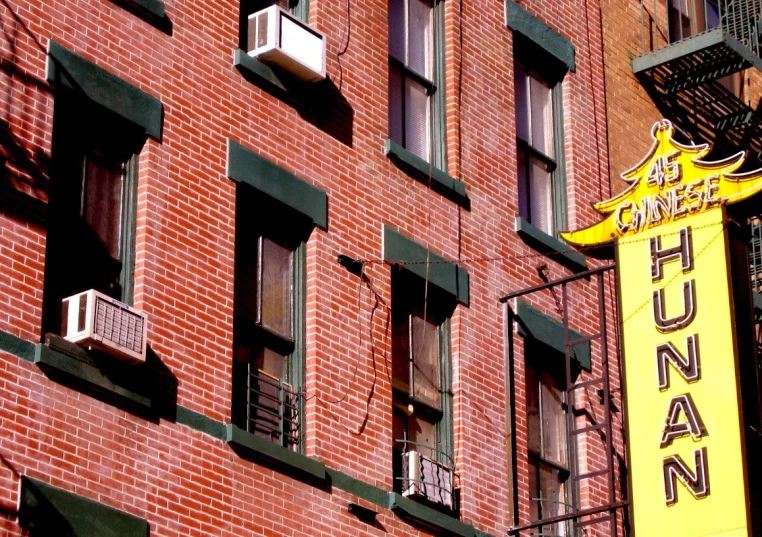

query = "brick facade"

[{"left": 0, "top": 0, "right": 623, "bottom": 536}]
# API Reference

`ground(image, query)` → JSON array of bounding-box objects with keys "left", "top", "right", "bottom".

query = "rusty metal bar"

[
  {"left": 506, "top": 501, "right": 630, "bottom": 534},
  {"left": 499, "top": 264, "right": 616, "bottom": 302},
  {"left": 575, "top": 468, "right": 610, "bottom": 481},
  {"left": 504, "top": 263, "right": 625, "bottom": 536},
  {"left": 598, "top": 270, "right": 618, "bottom": 537},
  {"left": 570, "top": 422, "right": 607, "bottom": 436}
]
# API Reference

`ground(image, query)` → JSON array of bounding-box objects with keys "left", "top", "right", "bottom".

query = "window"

[
  {"left": 240, "top": 0, "right": 309, "bottom": 50},
  {"left": 515, "top": 63, "right": 565, "bottom": 237},
  {"left": 525, "top": 342, "right": 571, "bottom": 536},
  {"left": 668, "top": 0, "right": 719, "bottom": 43},
  {"left": 391, "top": 268, "right": 454, "bottom": 507},
  {"left": 388, "top": 0, "right": 445, "bottom": 166},
  {"left": 42, "top": 91, "right": 141, "bottom": 337},
  {"left": 231, "top": 184, "right": 309, "bottom": 450},
  {"left": 666, "top": 0, "right": 741, "bottom": 95}
]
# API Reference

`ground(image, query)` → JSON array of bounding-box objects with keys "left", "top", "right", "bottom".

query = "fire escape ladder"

[
  {"left": 503, "top": 264, "right": 627, "bottom": 536},
  {"left": 561, "top": 273, "right": 619, "bottom": 537}
]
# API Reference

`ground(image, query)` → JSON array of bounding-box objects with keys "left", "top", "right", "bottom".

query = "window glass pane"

[
  {"left": 393, "top": 411, "right": 407, "bottom": 447},
  {"left": 255, "top": 345, "right": 286, "bottom": 379},
  {"left": 408, "top": 0, "right": 431, "bottom": 77},
  {"left": 405, "top": 77, "right": 430, "bottom": 161},
  {"left": 392, "top": 274, "right": 412, "bottom": 392},
  {"left": 517, "top": 148, "right": 530, "bottom": 221},
  {"left": 251, "top": 362, "right": 286, "bottom": 441},
  {"left": 515, "top": 68, "right": 530, "bottom": 143},
  {"left": 528, "top": 458, "right": 540, "bottom": 521},
  {"left": 529, "top": 156, "right": 553, "bottom": 235},
  {"left": 259, "top": 237, "right": 293, "bottom": 339},
  {"left": 389, "top": 67, "right": 404, "bottom": 147},
  {"left": 539, "top": 464, "right": 568, "bottom": 535},
  {"left": 235, "top": 234, "right": 259, "bottom": 324},
  {"left": 409, "top": 414, "right": 437, "bottom": 458},
  {"left": 668, "top": 0, "right": 691, "bottom": 41},
  {"left": 392, "top": 308, "right": 411, "bottom": 391},
  {"left": 529, "top": 75, "right": 553, "bottom": 157},
  {"left": 389, "top": 0, "right": 405, "bottom": 61},
  {"left": 526, "top": 360, "right": 541, "bottom": 454},
  {"left": 705, "top": 0, "right": 720, "bottom": 29},
  {"left": 411, "top": 307, "right": 440, "bottom": 409},
  {"left": 83, "top": 151, "right": 123, "bottom": 260},
  {"left": 541, "top": 370, "right": 567, "bottom": 466}
]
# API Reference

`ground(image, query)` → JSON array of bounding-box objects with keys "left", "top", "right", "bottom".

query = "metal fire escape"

[
  {"left": 502, "top": 265, "right": 628, "bottom": 537},
  {"left": 635, "top": 2, "right": 762, "bottom": 424},
  {"left": 633, "top": 0, "right": 762, "bottom": 160}
]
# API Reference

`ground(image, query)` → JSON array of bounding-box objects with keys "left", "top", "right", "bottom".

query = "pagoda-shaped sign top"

[{"left": 561, "top": 120, "right": 762, "bottom": 247}]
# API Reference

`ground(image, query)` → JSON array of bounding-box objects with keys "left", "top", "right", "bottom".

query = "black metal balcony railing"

[
  {"left": 639, "top": 0, "right": 762, "bottom": 58},
  {"left": 245, "top": 369, "right": 300, "bottom": 449},
  {"left": 633, "top": 0, "right": 762, "bottom": 161}
]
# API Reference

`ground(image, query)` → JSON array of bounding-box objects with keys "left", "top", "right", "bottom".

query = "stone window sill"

[
  {"left": 515, "top": 217, "right": 587, "bottom": 272},
  {"left": 384, "top": 139, "right": 468, "bottom": 206},
  {"left": 34, "top": 335, "right": 153, "bottom": 412},
  {"left": 387, "top": 492, "right": 482, "bottom": 537},
  {"left": 108, "top": 0, "right": 170, "bottom": 32},
  {"left": 226, "top": 423, "right": 326, "bottom": 480}
]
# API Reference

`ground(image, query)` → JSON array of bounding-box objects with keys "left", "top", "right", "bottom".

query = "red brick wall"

[
  {"left": 0, "top": 0, "right": 622, "bottom": 535},
  {"left": 600, "top": 0, "right": 663, "bottom": 194}
]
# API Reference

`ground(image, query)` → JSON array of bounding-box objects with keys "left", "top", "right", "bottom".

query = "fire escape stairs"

[{"left": 633, "top": 0, "right": 762, "bottom": 160}]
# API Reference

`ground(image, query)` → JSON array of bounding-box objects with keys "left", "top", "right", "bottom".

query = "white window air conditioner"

[
  {"left": 401, "top": 451, "right": 454, "bottom": 509},
  {"left": 247, "top": 5, "right": 326, "bottom": 82},
  {"left": 60, "top": 289, "right": 148, "bottom": 363}
]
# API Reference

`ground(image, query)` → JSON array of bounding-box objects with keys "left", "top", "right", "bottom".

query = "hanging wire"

[
  {"left": 335, "top": 0, "right": 352, "bottom": 91},
  {"left": 341, "top": 219, "right": 725, "bottom": 269},
  {"left": 310, "top": 217, "right": 734, "bottom": 429}
]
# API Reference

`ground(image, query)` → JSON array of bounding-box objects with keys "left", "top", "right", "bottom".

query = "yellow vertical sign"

[
  {"left": 561, "top": 120, "right": 762, "bottom": 537},
  {"left": 617, "top": 208, "right": 747, "bottom": 536}
]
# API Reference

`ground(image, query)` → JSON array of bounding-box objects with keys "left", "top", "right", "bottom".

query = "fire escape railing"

[
  {"left": 640, "top": 0, "right": 762, "bottom": 56},
  {"left": 634, "top": 0, "right": 762, "bottom": 161},
  {"left": 749, "top": 217, "right": 762, "bottom": 294},
  {"left": 720, "top": 0, "right": 762, "bottom": 56}
]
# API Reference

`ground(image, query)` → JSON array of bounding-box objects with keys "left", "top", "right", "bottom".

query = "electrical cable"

[{"left": 335, "top": 0, "right": 352, "bottom": 91}]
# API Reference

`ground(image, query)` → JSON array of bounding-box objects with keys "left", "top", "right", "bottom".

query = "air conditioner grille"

[
  {"left": 60, "top": 299, "right": 70, "bottom": 338},
  {"left": 78, "top": 296, "right": 88, "bottom": 332},
  {"left": 94, "top": 296, "right": 145, "bottom": 354},
  {"left": 256, "top": 11, "right": 268, "bottom": 49}
]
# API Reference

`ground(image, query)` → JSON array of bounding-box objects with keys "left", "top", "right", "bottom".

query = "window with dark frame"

[
  {"left": 231, "top": 184, "right": 308, "bottom": 450},
  {"left": 668, "top": 0, "right": 720, "bottom": 43},
  {"left": 388, "top": 0, "right": 440, "bottom": 163},
  {"left": 391, "top": 268, "right": 454, "bottom": 506},
  {"left": 515, "top": 63, "right": 559, "bottom": 237},
  {"left": 666, "top": 0, "right": 740, "bottom": 96},
  {"left": 41, "top": 91, "right": 141, "bottom": 338},
  {"left": 525, "top": 342, "right": 571, "bottom": 537}
]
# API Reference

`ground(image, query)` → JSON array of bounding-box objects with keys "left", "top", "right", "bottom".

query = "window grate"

[{"left": 246, "top": 368, "right": 300, "bottom": 448}]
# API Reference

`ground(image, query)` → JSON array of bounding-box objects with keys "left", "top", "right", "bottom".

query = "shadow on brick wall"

[
  {"left": 0, "top": 1, "right": 53, "bottom": 231},
  {"left": 0, "top": 119, "right": 50, "bottom": 230},
  {"left": 37, "top": 335, "right": 179, "bottom": 424},
  {"left": 236, "top": 62, "right": 355, "bottom": 147}
]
